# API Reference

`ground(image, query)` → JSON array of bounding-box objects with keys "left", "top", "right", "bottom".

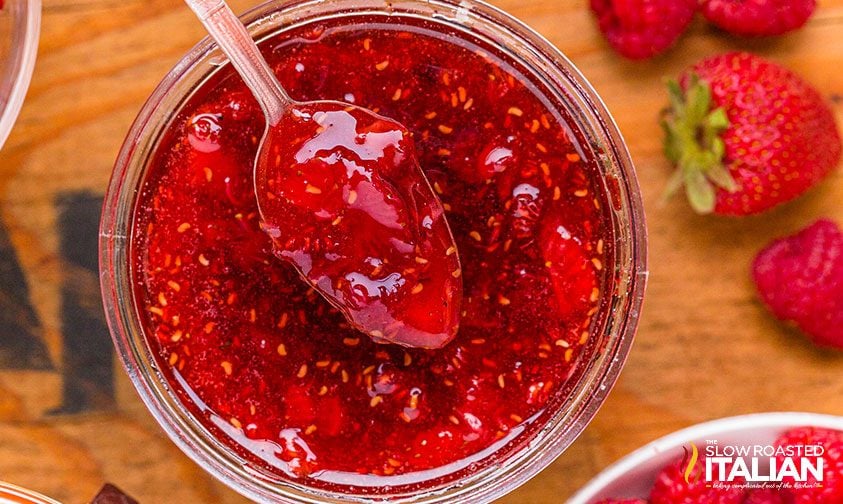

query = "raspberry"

[
  {"left": 701, "top": 0, "right": 816, "bottom": 37},
  {"left": 650, "top": 457, "right": 745, "bottom": 503},
  {"left": 774, "top": 427, "right": 843, "bottom": 503},
  {"left": 590, "top": 0, "right": 697, "bottom": 59},
  {"left": 752, "top": 220, "right": 843, "bottom": 348},
  {"left": 743, "top": 489, "right": 789, "bottom": 504}
]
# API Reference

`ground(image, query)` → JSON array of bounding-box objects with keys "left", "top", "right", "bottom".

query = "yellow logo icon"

[{"left": 683, "top": 442, "right": 700, "bottom": 484}]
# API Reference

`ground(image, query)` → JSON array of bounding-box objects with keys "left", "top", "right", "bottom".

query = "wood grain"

[{"left": 0, "top": 0, "right": 841, "bottom": 502}]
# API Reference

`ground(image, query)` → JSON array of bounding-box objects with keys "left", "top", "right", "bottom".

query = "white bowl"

[
  {"left": 569, "top": 412, "right": 843, "bottom": 503},
  {"left": 0, "top": 0, "right": 40, "bottom": 149}
]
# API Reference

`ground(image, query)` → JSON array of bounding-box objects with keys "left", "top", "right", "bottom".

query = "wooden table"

[{"left": 0, "top": 0, "right": 841, "bottom": 502}]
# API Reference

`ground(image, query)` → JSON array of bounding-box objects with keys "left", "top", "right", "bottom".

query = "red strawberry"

[
  {"left": 596, "top": 499, "right": 648, "bottom": 504},
  {"left": 701, "top": 0, "right": 816, "bottom": 37},
  {"left": 752, "top": 220, "right": 843, "bottom": 348},
  {"left": 590, "top": 0, "right": 697, "bottom": 59},
  {"left": 650, "top": 457, "right": 745, "bottom": 504},
  {"left": 662, "top": 52, "right": 841, "bottom": 215},
  {"left": 774, "top": 427, "right": 843, "bottom": 503}
]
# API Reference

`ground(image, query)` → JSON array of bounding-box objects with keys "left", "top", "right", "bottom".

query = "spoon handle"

[{"left": 184, "top": 0, "right": 291, "bottom": 125}]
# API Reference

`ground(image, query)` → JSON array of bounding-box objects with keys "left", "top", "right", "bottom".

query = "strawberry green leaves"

[{"left": 661, "top": 74, "right": 735, "bottom": 214}]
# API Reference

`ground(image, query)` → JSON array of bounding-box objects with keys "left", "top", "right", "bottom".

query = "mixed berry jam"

[{"left": 132, "top": 15, "right": 613, "bottom": 489}]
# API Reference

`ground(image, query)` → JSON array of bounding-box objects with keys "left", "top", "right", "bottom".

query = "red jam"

[
  {"left": 256, "top": 103, "right": 462, "bottom": 349},
  {"left": 133, "top": 16, "right": 613, "bottom": 489}
]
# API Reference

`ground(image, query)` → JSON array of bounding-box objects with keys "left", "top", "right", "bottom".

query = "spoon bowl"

[{"left": 257, "top": 100, "right": 463, "bottom": 348}]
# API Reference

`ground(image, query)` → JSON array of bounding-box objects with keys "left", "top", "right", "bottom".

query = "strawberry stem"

[{"left": 661, "top": 74, "right": 736, "bottom": 214}]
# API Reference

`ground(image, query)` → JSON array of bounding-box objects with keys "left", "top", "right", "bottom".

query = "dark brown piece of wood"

[{"left": 89, "top": 484, "right": 138, "bottom": 504}]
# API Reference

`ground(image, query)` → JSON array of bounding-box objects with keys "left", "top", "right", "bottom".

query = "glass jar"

[
  {"left": 0, "top": 481, "right": 60, "bottom": 504},
  {"left": 0, "top": 0, "right": 40, "bottom": 149},
  {"left": 99, "top": 0, "right": 647, "bottom": 502}
]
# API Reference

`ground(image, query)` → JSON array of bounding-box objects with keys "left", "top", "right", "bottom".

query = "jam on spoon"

[
  {"left": 257, "top": 103, "right": 462, "bottom": 348},
  {"left": 184, "top": 0, "right": 462, "bottom": 348}
]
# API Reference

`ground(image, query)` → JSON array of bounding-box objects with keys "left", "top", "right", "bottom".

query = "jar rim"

[
  {"left": 0, "top": 0, "right": 41, "bottom": 150},
  {"left": 99, "top": 0, "right": 647, "bottom": 502},
  {"left": 0, "top": 481, "right": 61, "bottom": 504}
]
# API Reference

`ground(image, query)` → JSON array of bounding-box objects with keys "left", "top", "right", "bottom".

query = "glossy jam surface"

[
  {"left": 132, "top": 17, "right": 612, "bottom": 488},
  {"left": 257, "top": 103, "right": 462, "bottom": 349}
]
